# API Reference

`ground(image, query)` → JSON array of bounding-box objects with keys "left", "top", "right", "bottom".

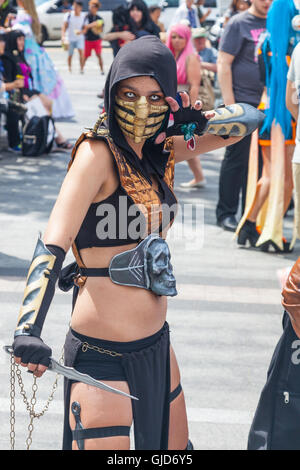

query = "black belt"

[
  {"left": 78, "top": 267, "right": 109, "bottom": 277},
  {"left": 58, "top": 234, "right": 177, "bottom": 297}
]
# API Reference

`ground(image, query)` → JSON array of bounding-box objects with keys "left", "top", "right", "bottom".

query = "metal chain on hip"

[
  {"left": 81, "top": 341, "right": 122, "bottom": 357},
  {"left": 9, "top": 351, "right": 63, "bottom": 450}
]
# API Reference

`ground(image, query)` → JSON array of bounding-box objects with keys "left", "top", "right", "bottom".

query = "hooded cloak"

[{"left": 103, "top": 35, "right": 177, "bottom": 183}]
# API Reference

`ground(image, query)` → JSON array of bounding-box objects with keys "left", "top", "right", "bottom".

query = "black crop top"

[{"left": 75, "top": 177, "right": 177, "bottom": 249}]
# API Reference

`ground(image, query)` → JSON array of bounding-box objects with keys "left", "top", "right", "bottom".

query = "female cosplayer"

[
  {"left": 235, "top": 0, "right": 298, "bottom": 253},
  {"left": 11, "top": 36, "right": 262, "bottom": 450}
]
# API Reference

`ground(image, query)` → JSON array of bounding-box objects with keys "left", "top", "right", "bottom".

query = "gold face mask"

[{"left": 115, "top": 95, "right": 169, "bottom": 143}]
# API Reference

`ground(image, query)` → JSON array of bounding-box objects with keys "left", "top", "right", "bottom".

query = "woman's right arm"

[
  {"left": 43, "top": 139, "right": 112, "bottom": 251},
  {"left": 13, "top": 139, "right": 113, "bottom": 375}
]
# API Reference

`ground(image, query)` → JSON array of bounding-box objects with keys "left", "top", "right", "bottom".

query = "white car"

[
  {"left": 35, "top": 0, "right": 127, "bottom": 43},
  {"left": 159, "top": 0, "right": 222, "bottom": 32}
]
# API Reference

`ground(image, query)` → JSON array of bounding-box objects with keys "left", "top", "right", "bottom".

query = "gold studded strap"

[{"left": 15, "top": 236, "right": 65, "bottom": 337}]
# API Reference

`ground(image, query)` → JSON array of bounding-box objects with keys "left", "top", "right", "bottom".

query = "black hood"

[{"left": 104, "top": 35, "right": 177, "bottom": 182}]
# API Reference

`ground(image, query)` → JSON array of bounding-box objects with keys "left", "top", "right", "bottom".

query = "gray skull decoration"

[
  {"left": 145, "top": 237, "right": 177, "bottom": 297},
  {"left": 108, "top": 234, "right": 177, "bottom": 296}
]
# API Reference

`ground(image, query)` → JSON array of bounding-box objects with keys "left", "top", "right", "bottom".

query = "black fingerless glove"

[
  {"left": 166, "top": 106, "right": 209, "bottom": 139},
  {"left": 12, "top": 335, "right": 52, "bottom": 367}
]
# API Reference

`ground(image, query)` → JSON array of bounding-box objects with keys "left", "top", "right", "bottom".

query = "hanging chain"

[
  {"left": 9, "top": 354, "right": 16, "bottom": 450},
  {"left": 9, "top": 352, "right": 63, "bottom": 450}
]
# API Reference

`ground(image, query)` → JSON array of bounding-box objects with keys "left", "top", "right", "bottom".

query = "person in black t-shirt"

[{"left": 82, "top": 0, "right": 104, "bottom": 74}]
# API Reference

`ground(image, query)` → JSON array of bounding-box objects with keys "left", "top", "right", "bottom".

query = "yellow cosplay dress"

[{"left": 235, "top": 42, "right": 296, "bottom": 252}]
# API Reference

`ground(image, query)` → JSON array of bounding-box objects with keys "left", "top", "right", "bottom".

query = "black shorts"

[{"left": 70, "top": 324, "right": 168, "bottom": 381}]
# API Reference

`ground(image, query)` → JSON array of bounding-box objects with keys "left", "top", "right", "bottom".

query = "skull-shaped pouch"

[{"left": 108, "top": 234, "right": 177, "bottom": 297}]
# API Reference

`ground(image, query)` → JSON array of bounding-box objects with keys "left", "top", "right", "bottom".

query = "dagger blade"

[
  {"left": 48, "top": 358, "right": 138, "bottom": 400},
  {"left": 3, "top": 346, "right": 138, "bottom": 401}
]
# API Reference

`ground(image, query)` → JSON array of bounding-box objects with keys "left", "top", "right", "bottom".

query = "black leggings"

[
  {"left": 6, "top": 109, "right": 21, "bottom": 148},
  {"left": 216, "top": 134, "right": 252, "bottom": 222}
]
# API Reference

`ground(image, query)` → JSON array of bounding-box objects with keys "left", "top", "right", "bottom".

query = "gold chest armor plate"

[{"left": 68, "top": 131, "right": 176, "bottom": 285}]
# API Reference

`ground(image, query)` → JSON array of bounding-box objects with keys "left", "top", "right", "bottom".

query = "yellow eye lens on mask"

[{"left": 115, "top": 95, "right": 169, "bottom": 143}]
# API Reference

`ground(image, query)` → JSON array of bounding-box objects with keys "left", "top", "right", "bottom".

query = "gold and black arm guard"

[
  {"left": 14, "top": 234, "right": 66, "bottom": 338},
  {"left": 206, "top": 103, "right": 265, "bottom": 138},
  {"left": 165, "top": 103, "right": 265, "bottom": 143}
]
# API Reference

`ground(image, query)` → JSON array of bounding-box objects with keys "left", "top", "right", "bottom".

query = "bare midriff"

[{"left": 70, "top": 243, "right": 167, "bottom": 342}]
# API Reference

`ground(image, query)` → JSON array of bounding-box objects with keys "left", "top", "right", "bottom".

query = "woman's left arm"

[{"left": 173, "top": 133, "right": 242, "bottom": 163}]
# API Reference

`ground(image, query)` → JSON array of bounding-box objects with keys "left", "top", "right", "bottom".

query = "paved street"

[{"left": 0, "top": 43, "right": 299, "bottom": 451}]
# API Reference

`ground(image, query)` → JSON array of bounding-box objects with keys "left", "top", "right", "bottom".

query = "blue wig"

[{"left": 260, "top": 0, "right": 298, "bottom": 139}]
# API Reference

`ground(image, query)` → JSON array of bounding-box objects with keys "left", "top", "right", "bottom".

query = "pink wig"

[{"left": 166, "top": 23, "right": 196, "bottom": 85}]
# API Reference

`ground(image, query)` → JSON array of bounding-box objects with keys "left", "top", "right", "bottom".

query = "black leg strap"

[
  {"left": 71, "top": 401, "right": 85, "bottom": 450},
  {"left": 169, "top": 383, "right": 182, "bottom": 403},
  {"left": 72, "top": 425, "right": 131, "bottom": 442}
]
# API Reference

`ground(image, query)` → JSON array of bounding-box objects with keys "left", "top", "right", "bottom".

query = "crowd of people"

[
  {"left": 93, "top": 0, "right": 300, "bottom": 257},
  {"left": 4, "top": 0, "right": 300, "bottom": 452},
  {"left": 61, "top": 0, "right": 105, "bottom": 74},
  {"left": 0, "top": 0, "right": 74, "bottom": 154},
  {"left": 1, "top": 0, "right": 300, "bottom": 251},
  {"left": 1, "top": 0, "right": 300, "bottom": 244}
]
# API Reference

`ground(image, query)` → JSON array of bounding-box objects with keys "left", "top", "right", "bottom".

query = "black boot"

[{"left": 237, "top": 220, "right": 259, "bottom": 247}]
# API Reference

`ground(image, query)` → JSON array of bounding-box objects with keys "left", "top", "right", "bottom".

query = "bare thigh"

[{"left": 69, "top": 380, "right": 133, "bottom": 450}]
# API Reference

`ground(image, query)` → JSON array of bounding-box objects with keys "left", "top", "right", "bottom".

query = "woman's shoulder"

[
  {"left": 64, "top": 134, "right": 116, "bottom": 200},
  {"left": 69, "top": 132, "right": 115, "bottom": 176}
]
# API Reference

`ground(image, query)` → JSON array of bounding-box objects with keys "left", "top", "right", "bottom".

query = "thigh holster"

[{"left": 71, "top": 401, "right": 130, "bottom": 450}]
